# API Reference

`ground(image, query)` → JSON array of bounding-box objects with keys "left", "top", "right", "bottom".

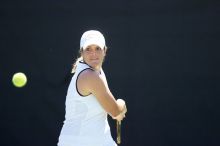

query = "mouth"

[{"left": 90, "top": 58, "right": 99, "bottom": 61}]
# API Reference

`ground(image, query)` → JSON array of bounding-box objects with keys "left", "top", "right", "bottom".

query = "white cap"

[{"left": 80, "top": 30, "right": 106, "bottom": 50}]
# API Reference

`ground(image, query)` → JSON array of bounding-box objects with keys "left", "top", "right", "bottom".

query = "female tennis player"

[{"left": 57, "top": 30, "right": 127, "bottom": 146}]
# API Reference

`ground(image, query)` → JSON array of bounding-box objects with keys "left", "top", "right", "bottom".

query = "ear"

[
  {"left": 103, "top": 46, "right": 108, "bottom": 54},
  {"left": 79, "top": 48, "right": 83, "bottom": 54}
]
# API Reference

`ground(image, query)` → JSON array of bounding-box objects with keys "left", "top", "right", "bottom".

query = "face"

[{"left": 81, "top": 45, "right": 106, "bottom": 70}]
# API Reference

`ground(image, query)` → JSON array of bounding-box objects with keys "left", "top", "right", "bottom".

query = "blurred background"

[{"left": 1, "top": 0, "right": 220, "bottom": 146}]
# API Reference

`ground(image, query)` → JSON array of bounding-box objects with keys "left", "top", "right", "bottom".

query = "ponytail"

[
  {"left": 71, "top": 49, "right": 83, "bottom": 73},
  {"left": 71, "top": 56, "right": 83, "bottom": 73}
]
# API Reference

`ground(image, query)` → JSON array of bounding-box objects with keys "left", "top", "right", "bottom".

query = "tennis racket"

[{"left": 116, "top": 120, "right": 121, "bottom": 144}]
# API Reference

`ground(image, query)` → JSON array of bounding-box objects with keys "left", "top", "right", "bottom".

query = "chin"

[{"left": 90, "top": 62, "right": 101, "bottom": 70}]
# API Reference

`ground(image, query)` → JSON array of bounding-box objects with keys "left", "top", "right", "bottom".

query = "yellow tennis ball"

[{"left": 12, "top": 72, "right": 27, "bottom": 87}]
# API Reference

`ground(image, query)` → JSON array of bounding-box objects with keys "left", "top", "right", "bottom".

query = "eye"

[
  {"left": 85, "top": 47, "right": 91, "bottom": 52},
  {"left": 96, "top": 47, "right": 102, "bottom": 51}
]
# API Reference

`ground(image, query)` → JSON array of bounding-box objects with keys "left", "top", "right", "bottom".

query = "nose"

[{"left": 90, "top": 50, "right": 97, "bottom": 56}]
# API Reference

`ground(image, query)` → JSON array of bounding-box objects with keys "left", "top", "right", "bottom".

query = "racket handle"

[{"left": 117, "top": 120, "right": 121, "bottom": 144}]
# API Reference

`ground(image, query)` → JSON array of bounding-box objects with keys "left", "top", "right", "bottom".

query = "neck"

[
  {"left": 82, "top": 60, "right": 102, "bottom": 72},
  {"left": 93, "top": 65, "right": 102, "bottom": 72}
]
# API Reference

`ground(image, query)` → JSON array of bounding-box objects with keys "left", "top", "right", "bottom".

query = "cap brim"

[{"left": 82, "top": 39, "right": 105, "bottom": 50}]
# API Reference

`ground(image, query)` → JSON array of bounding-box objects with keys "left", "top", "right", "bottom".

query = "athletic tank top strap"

[{"left": 75, "top": 60, "right": 93, "bottom": 73}]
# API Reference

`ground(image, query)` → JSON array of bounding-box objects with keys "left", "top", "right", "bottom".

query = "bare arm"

[{"left": 77, "top": 69, "right": 126, "bottom": 118}]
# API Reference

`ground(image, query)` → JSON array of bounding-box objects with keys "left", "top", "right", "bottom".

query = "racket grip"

[{"left": 117, "top": 121, "right": 121, "bottom": 144}]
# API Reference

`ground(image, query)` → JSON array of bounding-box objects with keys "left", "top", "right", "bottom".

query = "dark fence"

[{"left": 1, "top": 0, "right": 219, "bottom": 146}]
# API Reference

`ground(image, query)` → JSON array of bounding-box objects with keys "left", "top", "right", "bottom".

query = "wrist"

[{"left": 113, "top": 112, "right": 123, "bottom": 120}]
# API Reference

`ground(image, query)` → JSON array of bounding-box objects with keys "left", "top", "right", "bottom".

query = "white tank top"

[{"left": 58, "top": 61, "right": 117, "bottom": 146}]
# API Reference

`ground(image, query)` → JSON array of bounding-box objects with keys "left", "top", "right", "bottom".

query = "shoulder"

[
  {"left": 77, "top": 68, "right": 107, "bottom": 94},
  {"left": 78, "top": 68, "right": 102, "bottom": 84}
]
